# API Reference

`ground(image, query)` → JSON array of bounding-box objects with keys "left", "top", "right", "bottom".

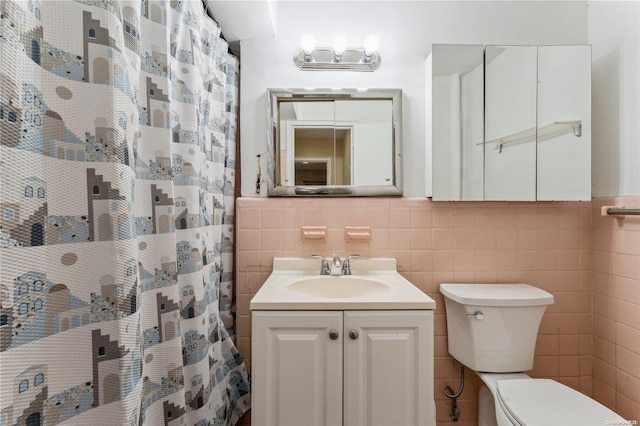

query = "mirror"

[
  {"left": 267, "top": 89, "right": 402, "bottom": 196},
  {"left": 430, "top": 44, "right": 591, "bottom": 201},
  {"left": 431, "top": 44, "right": 484, "bottom": 200},
  {"left": 484, "top": 45, "right": 538, "bottom": 201},
  {"left": 535, "top": 45, "right": 591, "bottom": 201}
]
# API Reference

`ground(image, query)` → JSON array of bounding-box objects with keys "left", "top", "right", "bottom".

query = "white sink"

[
  {"left": 288, "top": 276, "right": 390, "bottom": 298},
  {"left": 250, "top": 257, "right": 436, "bottom": 310}
]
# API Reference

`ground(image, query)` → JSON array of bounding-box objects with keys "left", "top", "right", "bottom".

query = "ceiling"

[{"left": 205, "top": 0, "right": 277, "bottom": 42}]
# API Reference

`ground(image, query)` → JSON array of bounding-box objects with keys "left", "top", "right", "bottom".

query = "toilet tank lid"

[{"left": 439, "top": 283, "right": 554, "bottom": 307}]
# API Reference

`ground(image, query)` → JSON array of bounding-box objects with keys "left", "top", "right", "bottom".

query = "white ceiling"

[{"left": 205, "top": 0, "right": 277, "bottom": 42}]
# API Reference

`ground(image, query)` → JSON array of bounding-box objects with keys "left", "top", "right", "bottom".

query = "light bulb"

[
  {"left": 332, "top": 36, "right": 347, "bottom": 55},
  {"left": 364, "top": 35, "right": 379, "bottom": 56},
  {"left": 301, "top": 34, "right": 315, "bottom": 55}
]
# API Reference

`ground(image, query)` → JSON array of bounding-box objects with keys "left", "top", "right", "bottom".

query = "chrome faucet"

[
  {"left": 341, "top": 254, "right": 359, "bottom": 275},
  {"left": 312, "top": 255, "right": 331, "bottom": 275},
  {"left": 312, "top": 254, "right": 360, "bottom": 275},
  {"left": 330, "top": 255, "right": 342, "bottom": 276}
]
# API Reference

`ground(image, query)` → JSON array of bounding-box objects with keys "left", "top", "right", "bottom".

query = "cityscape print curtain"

[{"left": 0, "top": 1, "right": 250, "bottom": 425}]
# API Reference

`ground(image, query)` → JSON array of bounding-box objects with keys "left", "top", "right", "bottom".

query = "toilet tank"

[{"left": 440, "top": 283, "right": 553, "bottom": 373}]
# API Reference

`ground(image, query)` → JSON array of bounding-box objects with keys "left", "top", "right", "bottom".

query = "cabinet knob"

[
  {"left": 329, "top": 330, "right": 339, "bottom": 340},
  {"left": 349, "top": 330, "right": 359, "bottom": 340}
]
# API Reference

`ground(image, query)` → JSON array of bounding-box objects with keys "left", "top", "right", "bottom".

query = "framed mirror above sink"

[{"left": 266, "top": 88, "right": 403, "bottom": 196}]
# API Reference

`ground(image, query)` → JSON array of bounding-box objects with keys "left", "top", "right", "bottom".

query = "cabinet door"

[
  {"left": 484, "top": 45, "right": 538, "bottom": 201},
  {"left": 343, "top": 311, "right": 435, "bottom": 426},
  {"left": 430, "top": 44, "right": 485, "bottom": 201},
  {"left": 252, "top": 311, "right": 343, "bottom": 426},
  {"left": 537, "top": 45, "right": 591, "bottom": 200}
]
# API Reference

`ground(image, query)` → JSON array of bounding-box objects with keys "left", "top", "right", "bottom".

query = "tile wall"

[
  {"left": 235, "top": 197, "right": 597, "bottom": 425},
  {"left": 591, "top": 196, "right": 640, "bottom": 420}
]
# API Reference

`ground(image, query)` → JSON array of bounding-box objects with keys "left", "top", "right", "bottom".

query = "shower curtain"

[{"left": 0, "top": 1, "right": 250, "bottom": 425}]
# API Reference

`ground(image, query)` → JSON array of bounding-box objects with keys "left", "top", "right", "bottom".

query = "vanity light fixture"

[
  {"left": 294, "top": 34, "right": 381, "bottom": 71},
  {"left": 332, "top": 36, "right": 347, "bottom": 62},
  {"left": 301, "top": 34, "right": 316, "bottom": 62}
]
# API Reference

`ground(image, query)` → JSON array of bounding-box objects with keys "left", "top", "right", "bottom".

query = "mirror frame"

[{"left": 266, "top": 88, "right": 403, "bottom": 196}]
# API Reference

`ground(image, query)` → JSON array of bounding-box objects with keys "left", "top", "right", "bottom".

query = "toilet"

[{"left": 440, "top": 283, "right": 628, "bottom": 426}]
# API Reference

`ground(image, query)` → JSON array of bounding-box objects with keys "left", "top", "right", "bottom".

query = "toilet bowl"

[{"left": 440, "top": 283, "right": 628, "bottom": 426}]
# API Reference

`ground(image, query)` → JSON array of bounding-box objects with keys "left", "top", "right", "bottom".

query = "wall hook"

[{"left": 442, "top": 365, "right": 465, "bottom": 421}]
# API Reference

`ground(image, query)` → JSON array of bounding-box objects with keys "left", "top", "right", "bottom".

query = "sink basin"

[
  {"left": 250, "top": 257, "right": 436, "bottom": 310},
  {"left": 288, "top": 276, "right": 390, "bottom": 298}
]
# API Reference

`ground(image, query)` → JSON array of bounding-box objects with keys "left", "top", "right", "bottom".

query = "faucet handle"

[
  {"left": 312, "top": 255, "right": 331, "bottom": 275},
  {"left": 341, "top": 254, "right": 360, "bottom": 275}
]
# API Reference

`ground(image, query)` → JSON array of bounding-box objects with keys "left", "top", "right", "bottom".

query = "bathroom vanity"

[{"left": 250, "top": 258, "right": 436, "bottom": 426}]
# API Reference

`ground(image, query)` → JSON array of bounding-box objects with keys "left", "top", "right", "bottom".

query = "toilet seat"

[{"left": 497, "top": 379, "right": 627, "bottom": 426}]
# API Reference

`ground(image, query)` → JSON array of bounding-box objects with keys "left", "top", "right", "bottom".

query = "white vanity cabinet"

[
  {"left": 252, "top": 310, "right": 435, "bottom": 426},
  {"left": 252, "top": 311, "right": 343, "bottom": 426},
  {"left": 428, "top": 44, "right": 591, "bottom": 201},
  {"left": 343, "top": 311, "right": 433, "bottom": 426}
]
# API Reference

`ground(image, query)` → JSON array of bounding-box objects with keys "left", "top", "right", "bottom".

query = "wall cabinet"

[
  {"left": 428, "top": 44, "right": 591, "bottom": 201},
  {"left": 252, "top": 310, "right": 435, "bottom": 426}
]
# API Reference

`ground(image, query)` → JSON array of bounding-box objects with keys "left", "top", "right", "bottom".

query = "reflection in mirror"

[
  {"left": 430, "top": 44, "right": 591, "bottom": 202},
  {"left": 293, "top": 127, "right": 351, "bottom": 185},
  {"left": 267, "top": 89, "right": 402, "bottom": 196},
  {"left": 431, "top": 44, "right": 484, "bottom": 201},
  {"left": 484, "top": 46, "right": 538, "bottom": 201},
  {"left": 535, "top": 45, "right": 591, "bottom": 201}
]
